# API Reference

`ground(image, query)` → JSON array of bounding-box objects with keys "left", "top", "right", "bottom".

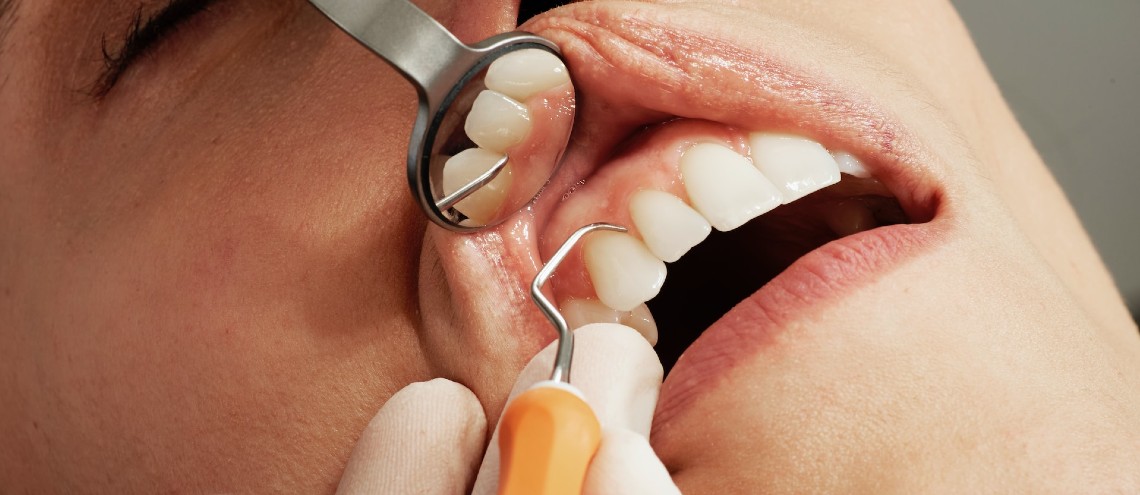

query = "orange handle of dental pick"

[{"left": 497, "top": 383, "right": 601, "bottom": 495}]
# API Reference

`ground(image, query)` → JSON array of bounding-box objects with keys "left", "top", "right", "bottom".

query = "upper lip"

[{"left": 485, "top": 1, "right": 946, "bottom": 432}]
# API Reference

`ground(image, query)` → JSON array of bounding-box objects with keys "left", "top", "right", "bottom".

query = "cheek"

[{"left": 2, "top": 28, "right": 435, "bottom": 490}]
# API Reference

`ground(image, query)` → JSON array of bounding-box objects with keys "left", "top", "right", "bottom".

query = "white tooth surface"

[
  {"left": 680, "top": 143, "right": 783, "bottom": 232},
  {"left": 621, "top": 303, "right": 659, "bottom": 347},
  {"left": 562, "top": 298, "right": 622, "bottom": 329},
  {"left": 484, "top": 49, "right": 571, "bottom": 101},
  {"left": 561, "top": 299, "right": 658, "bottom": 346},
  {"left": 629, "top": 190, "right": 711, "bottom": 263},
  {"left": 832, "top": 151, "right": 872, "bottom": 178},
  {"left": 825, "top": 200, "right": 877, "bottom": 237},
  {"left": 441, "top": 148, "right": 514, "bottom": 224},
  {"left": 749, "top": 133, "right": 841, "bottom": 203},
  {"left": 464, "top": 90, "right": 531, "bottom": 153},
  {"left": 584, "top": 232, "right": 667, "bottom": 312}
]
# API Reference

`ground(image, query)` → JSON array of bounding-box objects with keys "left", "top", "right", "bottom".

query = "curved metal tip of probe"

[
  {"left": 532, "top": 222, "right": 628, "bottom": 384},
  {"left": 435, "top": 154, "right": 510, "bottom": 211}
]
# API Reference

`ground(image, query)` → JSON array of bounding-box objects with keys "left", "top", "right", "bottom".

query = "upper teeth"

[
  {"left": 750, "top": 133, "right": 841, "bottom": 203},
  {"left": 441, "top": 49, "right": 571, "bottom": 221},
  {"left": 484, "top": 49, "right": 571, "bottom": 101},
  {"left": 568, "top": 132, "right": 868, "bottom": 340},
  {"left": 441, "top": 149, "right": 515, "bottom": 224},
  {"left": 680, "top": 142, "right": 783, "bottom": 232},
  {"left": 583, "top": 230, "right": 667, "bottom": 313},
  {"left": 464, "top": 90, "right": 532, "bottom": 154}
]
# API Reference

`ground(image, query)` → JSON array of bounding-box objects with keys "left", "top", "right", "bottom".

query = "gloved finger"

[
  {"left": 336, "top": 378, "right": 487, "bottom": 495},
  {"left": 472, "top": 323, "right": 664, "bottom": 494},
  {"left": 583, "top": 427, "right": 681, "bottom": 495}
]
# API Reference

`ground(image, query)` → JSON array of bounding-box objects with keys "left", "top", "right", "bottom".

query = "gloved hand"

[{"left": 335, "top": 323, "right": 680, "bottom": 494}]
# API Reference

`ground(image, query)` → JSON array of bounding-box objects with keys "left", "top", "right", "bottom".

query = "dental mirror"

[{"left": 307, "top": 0, "right": 576, "bottom": 232}]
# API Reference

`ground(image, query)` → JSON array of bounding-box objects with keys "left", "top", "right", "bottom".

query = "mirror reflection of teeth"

[
  {"left": 441, "top": 49, "right": 572, "bottom": 223},
  {"left": 571, "top": 133, "right": 877, "bottom": 331},
  {"left": 485, "top": 49, "right": 571, "bottom": 101},
  {"left": 464, "top": 90, "right": 532, "bottom": 153},
  {"left": 441, "top": 149, "right": 514, "bottom": 224}
]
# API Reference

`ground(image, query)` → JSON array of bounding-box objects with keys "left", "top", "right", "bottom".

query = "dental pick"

[{"left": 497, "top": 222, "right": 628, "bottom": 495}]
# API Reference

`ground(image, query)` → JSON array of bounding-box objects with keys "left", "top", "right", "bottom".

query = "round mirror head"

[{"left": 417, "top": 43, "right": 576, "bottom": 231}]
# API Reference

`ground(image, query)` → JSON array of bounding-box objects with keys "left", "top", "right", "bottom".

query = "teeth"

[
  {"left": 583, "top": 231, "right": 667, "bottom": 312},
  {"left": 561, "top": 299, "right": 659, "bottom": 346},
  {"left": 464, "top": 90, "right": 531, "bottom": 153},
  {"left": 628, "top": 190, "right": 711, "bottom": 263},
  {"left": 831, "top": 151, "right": 872, "bottom": 179},
  {"left": 441, "top": 148, "right": 514, "bottom": 224},
  {"left": 680, "top": 143, "right": 782, "bottom": 232},
  {"left": 824, "top": 200, "right": 878, "bottom": 237},
  {"left": 749, "top": 133, "right": 841, "bottom": 203},
  {"left": 563, "top": 297, "right": 622, "bottom": 327},
  {"left": 484, "top": 49, "right": 571, "bottom": 102},
  {"left": 622, "top": 303, "right": 659, "bottom": 346}
]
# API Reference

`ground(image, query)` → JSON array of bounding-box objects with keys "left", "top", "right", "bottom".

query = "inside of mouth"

[{"left": 647, "top": 176, "right": 909, "bottom": 374}]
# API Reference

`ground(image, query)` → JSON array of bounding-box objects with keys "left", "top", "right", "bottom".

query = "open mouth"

[
  {"left": 419, "top": 1, "right": 945, "bottom": 428},
  {"left": 514, "top": 118, "right": 928, "bottom": 378},
  {"left": 648, "top": 170, "right": 909, "bottom": 373}
]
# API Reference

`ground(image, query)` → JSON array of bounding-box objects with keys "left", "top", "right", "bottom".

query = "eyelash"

[{"left": 93, "top": 0, "right": 218, "bottom": 98}]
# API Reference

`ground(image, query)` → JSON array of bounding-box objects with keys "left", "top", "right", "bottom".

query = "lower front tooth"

[
  {"left": 749, "top": 133, "right": 841, "bottom": 203},
  {"left": 441, "top": 148, "right": 514, "bottom": 224},
  {"left": 622, "top": 303, "right": 659, "bottom": 347},
  {"left": 583, "top": 231, "right": 667, "bottom": 312},
  {"left": 629, "top": 190, "right": 711, "bottom": 263},
  {"left": 680, "top": 143, "right": 783, "bottom": 232},
  {"left": 561, "top": 299, "right": 658, "bottom": 346},
  {"left": 464, "top": 90, "right": 532, "bottom": 153}
]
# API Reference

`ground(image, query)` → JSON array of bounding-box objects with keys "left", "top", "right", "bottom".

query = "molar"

[
  {"left": 824, "top": 200, "right": 878, "bottom": 237},
  {"left": 749, "top": 133, "right": 841, "bottom": 203},
  {"left": 680, "top": 143, "right": 782, "bottom": 232},
  {"left": 583, "top": 231, "right": 667, "bottom": 312},
  {"left": 464, "top": 90, "right": 531, "bottom": 153},
  {"left": 484, "top": 49, "right": 571, "bottom": 101},
  {"left": 441, "top": 148, "right": 514, "bottom": 223},
  {"left": 628, "top": 190, "right": 711, "bottom": 263},
  {"left": 561, "top": 298, "right": 659, "bottom": 346}
]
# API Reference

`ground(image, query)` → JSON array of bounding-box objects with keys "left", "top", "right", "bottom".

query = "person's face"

[{"left": 2, "top": 0, "right": 1137, "bottom": 492}]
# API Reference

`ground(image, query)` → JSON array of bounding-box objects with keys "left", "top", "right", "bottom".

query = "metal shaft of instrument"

[
  {"left": 435, "top": 155, "right": 509, "bottom": 211},
  {"left": 531, "top": 222, "right": 628, "bottom": 383}
]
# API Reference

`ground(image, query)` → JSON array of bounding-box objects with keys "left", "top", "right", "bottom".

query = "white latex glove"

[{"left": 336, "top": 323, "right": 679, "bottom": 494}]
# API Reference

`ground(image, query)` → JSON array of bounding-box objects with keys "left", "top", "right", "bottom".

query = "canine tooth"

[
  {"left": 464, "top": 90, "right": 531, "bottom": 153},
  {"left": 561, "top": 299, "right": 658, "bottom": 346},
  {"left": 749, "top": 133, "right": 841, "bottom": 203},
  {"left": 584, "top": 232, "right": 667, "bottom": 312},
  {"left": 441, "top": 148, "right": 514, "bottom": 223},
  {"left": 629, "top": 190, "right": 711, "bottom": 263},
  {"left": 825, "top": 200, "right": 878, "bottom": 237},
  {"left": 680, "top": 143, "right": 782, "bottom": 232},
  {"left": 485, "top": 49, "right": 571, "bottom": 101},
  {"left": 622, "top": 303, "right": 659, "bottom": 347},
  {"left": 832, "top": 151, "right": 872, "bottom": 178}
]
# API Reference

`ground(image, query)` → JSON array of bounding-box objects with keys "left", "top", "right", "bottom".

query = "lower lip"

[{"left": 649, "top": 221, "right": 940, "bottom": 432}]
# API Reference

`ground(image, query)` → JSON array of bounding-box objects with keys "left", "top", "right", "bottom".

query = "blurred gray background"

[{"left": 952, "top": 1, "right": 1140, "bottom": 321}]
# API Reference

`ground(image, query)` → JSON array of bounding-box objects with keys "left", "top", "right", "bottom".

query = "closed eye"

[{"left": 93, "top": 0, "right": 219, "bottom": 98}]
